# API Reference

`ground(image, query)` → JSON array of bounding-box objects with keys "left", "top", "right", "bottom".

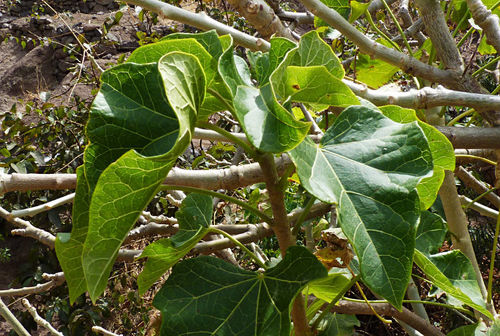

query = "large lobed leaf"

[
  {"left": 154, "top": 246, "right": 327, "bottom": 336},
  {"left": 289, "top": 105, "right": 433, "bottom": 308},
  {"left": 56, "top": 37, "right": 209, "bottom": 303}
]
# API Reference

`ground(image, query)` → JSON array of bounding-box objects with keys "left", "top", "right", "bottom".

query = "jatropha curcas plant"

[{"left": 55, "top": 27, "right": 495, "bottom": 336}]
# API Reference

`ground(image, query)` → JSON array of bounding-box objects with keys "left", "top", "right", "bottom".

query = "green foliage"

[
  {"left": 379, "top": 105, "right": 455, "bottom": 209},
  {"left": 289, "top": 105, "right": 433, "bottom": 308},
  {"left": 153, "top": 246, "right": 327, "bottom": 335},
  {"left": 137, "top": 193, "right": 213, "bottom": 294},
  {"left": 414, "top": 250, "right": 492, "bottom": 318},
  {"left": 316, "top": 313, "right": 360, "bottom": 336},
  {"left": 49, "top": 27, "right": 481, "bottom": 335},
  {"left": 352, "top": 40, "right": 400, "bottom": 88}
]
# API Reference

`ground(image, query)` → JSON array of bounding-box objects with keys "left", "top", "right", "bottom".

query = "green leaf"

[
  {"left": 84, "top": 61, "right": 179, "bottom": 187},
  {"left": 127, "top": 38, "right": 215, "bottom": 86},
  {"left": 414, "top": 249, "right": 492, "bottom": 318},
  {"left": 137, "top": 193, "right": 213, "bottom": 294},
  {"left": 55, "top": 166, "right": 90, "bottom": 303},
  {"left": 415, "top": 211, "right": 447, "bottom": 255},
  {"left": 58, "top": 59, "right": 179, "bottom": 302},
  {"left": 159, "top": 31, "right": 232, "bottom": 119},
  {"left": 153, "top": 246, "right": 327, "bottom": 336},
  {"left": 316, "top": 313, "right": 360, "bottom": 336},
  {"left": 271, "top": 31, "right": 344, "bottom": 100},
  {"left": 289, "top": 106, "right": 434, "bottom": 308},
  {"left": 487, "top": 319, "right": 500, "bottom": 336},
  {"left": 353, "top": 39, "right": 400, "bottom": 88},
  {"left": 315, "top": 0, "right": 351, "bottom": 27},
  {"left": 478, "top": 35, "right": 497, "bottom": 55},
  {"left": 234, "top": 84, "right": 311, "bottom": 153},
  {"left": 350, "top": 1, "right": 370, "bottom": 23},
  {"left": 307, "top": 273, "right": 352, "bottom": 302},
  {"left": 82, "top": 52, "right": 205, "bottom": 302},
  {"left": 219, "top": 44, "right": 253, "bottom": 97},
  {"left": 379, "top": 105, "right": 455, "bottom": 209},
  {"left": 284, "top": 66, "right": 359, "bottom": 107},
  {"left": 247, "top": 37, "right": 296, "bottom": 87},
  {"left": 161, "top": 30, "right": 224, "bottom": 59},
  {"left": 447, "top": 322, "right": 486, "bottom": 336}
]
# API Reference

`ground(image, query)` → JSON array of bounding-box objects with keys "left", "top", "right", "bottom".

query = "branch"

[
  {"left": 10, "top": 193, "right": 75, "bottom": 218},
  {"left": 300, "top": 0, "right": 455, "bottom": 85},
  {"left": 328, "top": 300, "right": 445, "bottom": 336},
  {"left": 0, "top": 206, "right": 57, "bottom": 248},
  {"left": 367, "top": 0, "right": 398, "bottom": 15},
  {"left": 456, "top": 166, "right": 500, "bottom": 208},
  {"left": 439, "top": 171, "right": 489, "bottom": 302},
  {"left": 392, "top": 18, "right": 426, "bottom": 46},
  {"left": 468, "top": 0, "right": 500, "bottom": 53},
  {"left": 91, "top": 326, "right": 123, "bottom": 336},
  {"left": 345, "top": 81, "right": 500, "bottom": 111},
  {"left": 414, "top": 0, "right": 464, "bottom": 72},
  {"left": 0, "top": 155, "right": 292, "bottom": 193},
  {"left": 0, "top": 298, "right": 30, "bottom": 336},
  {"left": 413, "top": 0, "right": 500, "bottom": 126},
  {"left": 124, "top": 221, "right": 255, "bottom": 244},
  {"left": 0, "top": 172, "right": 76, "bottom": 194},
  {"left": 124, "top": 0, "right": 270, "bottom": 51},
  {"left": 0, "top": 272, "right": 65, "bottom": 297},
  {"left": 119, "top": 201, "right": 331, "bottom": 262},
  {"left": 4, "top": 128, "right": 500, "bottom": 195},
  {"left": 224, "top": 0, "right": 294, "bottom": 40},
  {"left": 278, "top": 11, "right": 314, "bottom": 24},
  {"left": 459, "top": 195, "right": 499, "bottom": 218},
  {"left": 22, "top": 298, "right": 63, "bottom": 336},
  {"left": 435, "top": 126, "right": 500, "bottom": 149}
]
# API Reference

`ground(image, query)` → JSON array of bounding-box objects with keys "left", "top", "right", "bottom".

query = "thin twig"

[
  {"left": 10, "top": 193, "right": 75, "bottom": 218},
  {"left": 91, "top": 326, "right": 123, "bottom": 336},
  {"left": 22, "top": 298, "right": 63, "bottom": 336},
  {"left": 0, "top": 273, "right": 65, "bottom": 297},
  {"left": 0, "top": 297, "right": 30, "bottom": 336}
]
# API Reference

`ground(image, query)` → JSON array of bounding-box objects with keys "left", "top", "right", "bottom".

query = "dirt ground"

[
  {"left": 0, "top": 0, "right": 181, "bottom": 114},
  {"left": 0, "top": 1, "right": 176, "bottom": 334}
]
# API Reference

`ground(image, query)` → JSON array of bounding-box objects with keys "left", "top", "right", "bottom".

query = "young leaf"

[
  {"left": 414, "top": 249, "right": 492, "bottom": 318},
  {"left": 137, "top": 193, "right": 213, "bottom": 294},
  {"left": 247, "top": 37, "right": 296, "bottom": 86},
  {"left": 160, "top": 31, "right": 232, "bottom": 119},
  {"left": 234, "top": 84, "right": 311, "bottom": 153},
  {"left": 289, "top": 106, "right": 433, "bottom": 308},
  {"left": 284, "top": 66, "right": 359, "bottom": 107},
  {"left": 153, "top": 246, "right": 327, "bottom": 336},
  {"left": 82, "top": 52, "right": 206, "bottom": 302},
  {"left": 379, "top": 105, "right": 455, "bottom": 209},
  {"left": 307, "top": 273, "right": 352, "bottom": 302},
  {"left": 353, "top": 39, "right": 400, "bottom": 88},
  {"left": 271, "top": 31, "right": 344, "bottom": 100}
]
